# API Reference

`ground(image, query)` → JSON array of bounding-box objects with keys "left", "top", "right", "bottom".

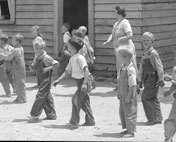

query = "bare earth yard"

[{"left": 0, "top": 76, "right": 175, "bottom": 141}]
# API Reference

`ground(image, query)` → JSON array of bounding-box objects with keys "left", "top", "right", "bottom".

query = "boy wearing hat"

[
  {"left": 117, "top": 47, "right": 137, "bottom": 137},
  {"left": 0, "top": 34, "right": 15, "bottom": 96},
  {"left": 1, "top": 33, "right": 26, "bottom": 103},
  {"left": 53, "top": 37, "right": 95, "bottom": 127},
  {"left": 138, "top": 32, "right": 165, "bottom": 125}
]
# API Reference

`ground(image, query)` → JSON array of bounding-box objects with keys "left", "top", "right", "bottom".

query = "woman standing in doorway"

[{"left": 104, "top": 6, "right": 138, "bottom": 90}]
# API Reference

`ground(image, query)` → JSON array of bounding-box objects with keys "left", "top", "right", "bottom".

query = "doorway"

[{"left": 63, "top": 0, "right": 88, "bottom": 33}]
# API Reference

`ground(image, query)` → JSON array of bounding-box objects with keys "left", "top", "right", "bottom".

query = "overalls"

[
  {"left": 12, "top": 49, "right": 26, "bottom": 103},
  {"left": 0, "top": 59, "right": 11, "bottom": 95},
  {"left": 119, "top": 68, "right": 137, "bottom": 133},
  {"left": 141, "top": 55, "right": 163, "bottom": 122},
  {"left": 69, "top": 78, "right": 95, "bottom": 125},
  {"left": 30, "top": 57, "right": 57, "bottom": 119}
]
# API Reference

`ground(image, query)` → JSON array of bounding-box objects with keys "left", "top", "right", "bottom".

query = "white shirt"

[
  {"left": 66, "top": 53, "right": 87, "bottom": 79},
  {"left": 121, "top": 62, "right": 137, "bottom": 87}
]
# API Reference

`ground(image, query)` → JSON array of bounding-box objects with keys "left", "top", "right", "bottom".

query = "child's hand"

[
  {"left": 164, "top": 74, "right": 172, "bottom": 82},
  {"left": 125, "top": 96, "right": 131, "bottom": 104},
  {"left": 117, "top": 92, "right": 121, "bottom": 100},
  {"left": 52, "top": 80, "right": 60, "bottom": 87},
  {"left": 157, "top": 80, "right": 165, "bottom": 88},
  {"left": 81, "top": 83, "right": 87, "bottom": 93}
]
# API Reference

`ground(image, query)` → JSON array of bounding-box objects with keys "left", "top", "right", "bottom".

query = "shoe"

[
  {"left": 43, "top": 117, "right": 57, "bottom": 120},
  {"left": 146, "top": 120, "right": 162, "bottom": 125},
  {"left": 164, "top": 138, "right": 173, "bottom": 142},
  {"left": 120, "top": 130, "right": 128, "bottom": 135},
  {"left": 27, "top": 116, "right": 39, "bottom": 121},
  {"left": 6, "top": 94, "right": 12, "bottom": 97},
  {"left": 13, "top": 99, "right": 26, "bottom": 104},
  {"left": 145, "top": 121, "right": 156, "bottom": 125},
  {"left": 81, "top": 122, "right": 95, "bottom": 126},
  {"left": 121, "top": 132, "right": 134, "bottom": 138}
]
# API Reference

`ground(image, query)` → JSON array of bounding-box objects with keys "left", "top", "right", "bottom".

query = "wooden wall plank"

[
  {"left": 95, "top": 0, "right": 141, "bottom": 4},
  {"left": 16, "top": 0, "right": 53, "bottom": 5},
  {"left": 16, "top": 5, "right": 53, "bottom": 12},
  {"left": 16, "top": 12, "right": 53, "bottom": 19}
]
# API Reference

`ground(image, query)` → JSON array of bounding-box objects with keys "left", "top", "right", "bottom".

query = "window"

[{"left": 0, "top": 0, "right": 15, "bottom": 24}]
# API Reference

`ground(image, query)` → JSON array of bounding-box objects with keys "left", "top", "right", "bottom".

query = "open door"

[{"left": 63, "top": 0, "right": 88, "bottom": 32}]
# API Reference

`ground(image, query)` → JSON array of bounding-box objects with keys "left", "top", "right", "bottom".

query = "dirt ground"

[{"left": 0, "top": 75, "right": 175, "bottom": 141}]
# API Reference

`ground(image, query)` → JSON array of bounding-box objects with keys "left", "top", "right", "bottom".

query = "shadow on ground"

[
  {"left": 94, "top": 133, "right": 122, "bottom": 138},
  {"left": 42, "top": 124, "right": 78, "bottom": 130}
]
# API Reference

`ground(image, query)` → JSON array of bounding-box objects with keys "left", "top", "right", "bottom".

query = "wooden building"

[{"left": 0, "top": 0, "right": 176, "bottom": 77}]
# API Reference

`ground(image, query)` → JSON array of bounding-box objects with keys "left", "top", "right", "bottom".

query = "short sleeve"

[
  {"left": 128, "top": 67, "right": 137, "bottom": 87},
  {"left": 43, "top": 55, "right": 58, "bottom": 67},
  {"left": 78, "top": 56, "right": 87, "bottom": 71},
  {"left": 63, "top": 32, "right": 70, "bottom": 43},
  {"left": 123, "top": 20, "right": 133, "bottom": 35}
]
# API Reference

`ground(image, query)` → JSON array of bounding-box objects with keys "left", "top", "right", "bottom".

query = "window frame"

[{"left": 0, "top": 0, "right": 15, "bottom": 24}]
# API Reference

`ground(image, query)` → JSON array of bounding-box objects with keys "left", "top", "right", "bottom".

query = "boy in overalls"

[
  {"left": 138, "top": 32, "right": 165, "bottom": 125},
  {"left": 1, "top": 33, "right": 26, "bottom": 103},
  {"left": 163, "top": 66, "right": 176, "bottom": 142},
  {"left": 53, "top": 37, "right": 95, "bottom": 127},
  {"left": 0, "top": 34, "right": 11, "bottom": 97},
  {"left": 28, "top": 40, "right": 58, "bottom": 121},
  {"left": 117, "top": 47, "right": 137, "bottom": 137},
  {"left": 0, "top": 34, "right": 16, "bottom": 94}
]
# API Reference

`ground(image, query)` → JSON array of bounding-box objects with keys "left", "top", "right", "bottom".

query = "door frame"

[{"left": 53, "top": 0, "right": 94, "bottom": 58}]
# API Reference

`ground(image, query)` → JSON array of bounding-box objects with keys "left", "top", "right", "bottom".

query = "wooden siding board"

[
  {"left": 16, "top": 0, "right": 53, "bottom": 5},
  {"left": 95, "top": 0, "right": 141, "bottom": 4},
  {"left": 16, "top": 5, "right": 54, "bottom": 12},
  {"left": 142, "top": 3, "right": 176, "bottom": 10},
  {"left": 95, "top": 4, "right": 142, "bottom": 11},
  {"left": 16, "top": 12, "right": 53, "bottom": 19}
]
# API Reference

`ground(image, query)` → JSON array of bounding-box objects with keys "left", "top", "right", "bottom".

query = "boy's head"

[
  {"left": 78, "top": 26, "right": 87, "bottom": 36},
  {"left": 72, "top": 29, "right": 84, "bottom": 39},
  {"left": 119, "top": 48, "right": 133, "bottom": 64},
  {"left": 31, "top": 25, "right": 41, "bottom": 37},
  {"left": 142, "top": 32, "right": 154, "bottom": 51},
  {"left": 12, "top": 33, "right": 24, "bottom": 46},
  {"left": 34, "top": 39, "right": 46, "bottom": 55},
  {"left": 61, "top": 23, "right": 70, "bottom": 34},
  {"left": 67, "top": 37, "right": 84, "bottom": 56},
  {"left": 0, "top": 33, "right": 8, "bottom": 45}
]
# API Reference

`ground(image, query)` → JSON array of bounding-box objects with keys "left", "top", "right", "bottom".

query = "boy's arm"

[
  {"left": 3, "top": 49, "right": 16, "bottom": 61},
  {"left": 152, "top": 51, "right": 164, "bottom": 81},
  {"left": 53, "top": 71, "right": 70, "bottom": 86}
]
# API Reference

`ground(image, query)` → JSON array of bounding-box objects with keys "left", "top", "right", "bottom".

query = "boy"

[
  {"left": 0, "top": 33, "right": 16, "bottom": 94},
  {"left": 163, "top": 67, "right": 176, "bottom": 142},
  {"left": 138, "top": 32, "right": 165, "bottom": 125},
  {"left": 117, "top": 47, "right": 137, "bottom": 137},
  {"left": 0, "top": 34, "right": 12, "bottom": 97},
  {"left": 56, "top": 23, "right": 71, "bottom": 79},
  {"left": 53, "top": 37, "right": 95, "bottom": 126},
  {"left": 28, "top": 40, "right": 58, "bottom": 121},
  {"left": 1, "top": 33, "right": 26, "bottom": 103}
]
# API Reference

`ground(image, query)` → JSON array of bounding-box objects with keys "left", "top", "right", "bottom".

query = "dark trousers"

[
  {"left": 142, "top": 83, "right": 162, "bottom": 122},
  {"left": 70, "top": 78, "right": 95, "bottom": 125},
  {"left": 30, "top": 78, "right": 56, "bottom": 119}
]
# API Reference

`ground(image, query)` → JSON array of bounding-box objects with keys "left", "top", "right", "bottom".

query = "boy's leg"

[
  {"left": 81, "top": 94, "right": 95, "bottom": 126},
  {"left": 43, "top": 92, "right": 57, "bottom": 119},
  {"left": 119, "top": 97, "right": 127, "bottom": 129},
  {"left": 15, "top": 76, "right": 26, "bottom": 103},
  {"left": 0, "top": 66, "right": 11, "bottom": 96},
  {"left": 6, "top": 69, "right": 16, "bottom": 93},
  {"left": 69, "top": 91, "right": 80, "bottom": 125},
  {"left": 164, "top": 99, "right": 176, "bottom": 140},
  {"left": 142, "top": 84, "right": 159, "bottom": 122}
]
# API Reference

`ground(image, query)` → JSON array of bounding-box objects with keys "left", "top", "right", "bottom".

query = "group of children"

[{"left": 0, "top": 24, "right": 175, "bottom": 142}]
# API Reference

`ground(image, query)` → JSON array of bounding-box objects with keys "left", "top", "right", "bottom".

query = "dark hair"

[
  {"left": 115, "top": 6, "right": 126, "bottom": 17},
  {"left": 68, "top": 37, "right": 84, "bottom": 51},
  {"left": 73, "top": 29, "right": 84, "bottom": 38},
  {"left": 63, "top": 23, "right": 70, "bottom": 30}
]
